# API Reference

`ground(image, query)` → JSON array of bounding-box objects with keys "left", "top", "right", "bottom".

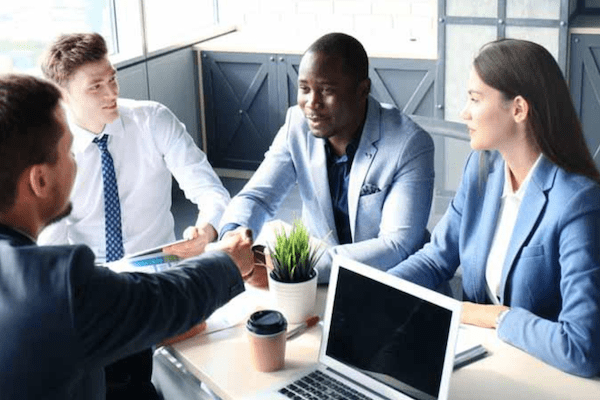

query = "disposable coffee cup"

[{"left": 246, "top": 310, "right": 287, "bottom": 372}]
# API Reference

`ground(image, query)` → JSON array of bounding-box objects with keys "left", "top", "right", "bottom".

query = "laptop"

[{"left": 245, "top": 255, "right": 462, "bottom": 400}]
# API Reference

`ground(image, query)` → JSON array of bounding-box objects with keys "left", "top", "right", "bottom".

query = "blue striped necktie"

[{"left": 93, "top": 134, "right": 125, "bottom": 262}]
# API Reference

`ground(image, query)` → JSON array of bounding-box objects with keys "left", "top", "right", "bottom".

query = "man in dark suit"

[{"left": 0, "top": 73, "right": 253, "bottom": 399}]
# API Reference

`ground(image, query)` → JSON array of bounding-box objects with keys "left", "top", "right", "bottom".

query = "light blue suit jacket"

[
  {"left": 389, "top": 150, "right": 600, "bottom": 377},
  {"left": 220, "top": 96, "right": 434, "bottom": 283}
]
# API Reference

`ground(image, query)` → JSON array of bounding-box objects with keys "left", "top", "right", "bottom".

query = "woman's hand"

[{"left": 461, "top": 302, "right": 509, "bottom": 329}]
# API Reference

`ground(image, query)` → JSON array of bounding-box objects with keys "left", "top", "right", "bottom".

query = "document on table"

[
  {"left": 99, "top": 239, "right": 192, "bottom": 273},
  {"left": 201, "top": 285, "right": 274, "bottom": 335}
]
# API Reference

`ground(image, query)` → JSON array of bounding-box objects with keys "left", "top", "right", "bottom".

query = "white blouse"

[{"left": 485, "top": 155, "right": 543, "bottom": 303}]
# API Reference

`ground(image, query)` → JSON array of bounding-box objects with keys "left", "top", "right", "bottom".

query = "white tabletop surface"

[{"left": 169, "top": 285, "right": 600, "bottom": 400}]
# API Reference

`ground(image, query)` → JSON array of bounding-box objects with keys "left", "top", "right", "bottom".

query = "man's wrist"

[{"left": 219, "top": 223, "right": 241, "bottom": 240}]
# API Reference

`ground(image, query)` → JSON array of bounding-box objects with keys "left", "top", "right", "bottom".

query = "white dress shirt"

[
  {"left": 38, "top": 99, "right": 230, "bottom": 263},
  {"left": 485, "top": 155, "right": 542, "bottom": 303}
]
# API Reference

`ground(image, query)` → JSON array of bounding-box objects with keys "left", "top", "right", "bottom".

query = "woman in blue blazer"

[{"left": 388, "top": 39, "right": 600, "bottom": 377}]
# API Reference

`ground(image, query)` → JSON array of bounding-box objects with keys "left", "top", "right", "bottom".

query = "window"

[
  {"left": 0, "top": 0, "right": 219, "bottom": 74},
  {"left": 143, "top": 0, "right": 216, "bottom": 53},
  {"left": 0, "top": 0, "right": 114, "bottom": 75}
]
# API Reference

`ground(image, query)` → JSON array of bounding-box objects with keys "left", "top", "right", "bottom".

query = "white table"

[{"left": 168, "top": 285, "right": 600, "bottom": 400}]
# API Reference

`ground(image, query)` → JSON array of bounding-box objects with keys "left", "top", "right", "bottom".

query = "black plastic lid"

[{"left": 246, "top": 310, "right": 287, "bottom": 335}]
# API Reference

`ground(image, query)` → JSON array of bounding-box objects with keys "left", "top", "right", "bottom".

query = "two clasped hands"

[{"left": 158, "top": 226, "right": 272, "bottom": 346}]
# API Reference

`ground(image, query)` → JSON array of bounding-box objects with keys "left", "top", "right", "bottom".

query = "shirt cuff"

[{"left": 219, "top": 223, "right": 241, "bottom": 240}]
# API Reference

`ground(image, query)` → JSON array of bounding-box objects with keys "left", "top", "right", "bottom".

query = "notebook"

[{"left": 244, "top": 255, "right": 463, "bottom": 400}]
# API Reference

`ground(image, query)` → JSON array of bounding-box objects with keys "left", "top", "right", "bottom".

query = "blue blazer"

[
  {"left": 220, "top": 96, "right": 434, "bottom": 282},
  {"left": 389, "top": 151, "right": 600, "bottom": 377},
  {"left": 0, "top": 225, "right": 244, "bottom": 399}
]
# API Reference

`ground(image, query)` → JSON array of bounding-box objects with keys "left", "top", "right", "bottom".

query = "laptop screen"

[{"left": 324, "top": 266, "right": 454, "bottom": 400}]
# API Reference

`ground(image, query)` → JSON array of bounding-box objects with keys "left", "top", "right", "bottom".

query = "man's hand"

[
  {"left": 461, "top": 302, "right": 509, "bottom": 329},
  {"left": 207, "top": 227, "right": 254, "bottom": 278},
  {"left": 159, "top": 321, "right": 207, "bottom": 346},
  {"left": 162, "top": 223, "right": 217, "bottom": 259}
]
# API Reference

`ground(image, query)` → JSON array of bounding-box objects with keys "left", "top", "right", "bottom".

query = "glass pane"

[
  {"left": 144, "top": 0, "right": 215, "bottom": 53},
  {"left": 111, "top": 0, "right": 144, "bottom": 63},
  {"left": 444, "top": 24, "right": 497, "bottom": 122},
  {"left": 0, "top": 0, "right": 114, "bottom": 75},
  {"left": 447, "top": 0, "right": 497, "bottom": 17},
  {"left": 505, "top": 26, "right": 559, "bottom": 63},
  {"left": 506, "top": 0, "right": 561, "bottom": 19}
]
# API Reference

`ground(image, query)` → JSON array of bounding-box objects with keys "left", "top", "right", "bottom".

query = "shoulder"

[
  {"left": 285, "top": 106, "right": 308, "bottom": 129},
  {"left": 547, "top": 165, "right": 600, "bottom": 212},
  {"left": 280, "top": 105, "right": 311, "bottom": 143},
  {"left": 455, "top": 150, "right": 503, "bottom": 192},
  {"left": 373, "top": 100, "right": 432, "bottom": 145},
  {"left": 117, "top": 99, "right": 172, "bottom": 119},
  {"left": 32, "top": 244, "right": 96, "bottom": 271},
  {"left": 3, "top": 243, "right": 97, "bottom": 288}
]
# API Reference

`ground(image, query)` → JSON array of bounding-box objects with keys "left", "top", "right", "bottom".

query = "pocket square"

[{"left": 360, "top": 183, "right": 381, "bottom": 196}]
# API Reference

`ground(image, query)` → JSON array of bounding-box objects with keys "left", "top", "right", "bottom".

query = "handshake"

[
  {"left": 204, "top": 227, "right": 257, "bottom": 281},
  {"left": 162, "top": 225, "right": 271, "bottom": 287},
  {"left": 205, "top": 228, "right": 271, "bottom": 288}
]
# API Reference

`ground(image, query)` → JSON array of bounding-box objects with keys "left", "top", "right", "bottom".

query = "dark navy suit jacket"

[{"left": 0, "top": 225, "right": 244, "bottom": 399}]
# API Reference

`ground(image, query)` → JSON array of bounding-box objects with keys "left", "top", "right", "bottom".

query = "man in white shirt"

[
  {"left": 39, "top": 32, "right": 230, "bottom": 399},
  {"left": 39, "top": 33, "right": 230, "bottom": 263}
]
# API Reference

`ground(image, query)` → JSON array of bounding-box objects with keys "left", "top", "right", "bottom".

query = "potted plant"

[{"left": 267, "top": 220, "right": 324, "bottom": 323}]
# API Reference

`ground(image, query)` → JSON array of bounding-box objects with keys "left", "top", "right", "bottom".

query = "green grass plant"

[{"left": 269, "top": 220, "right": 324, "bottom": 283}]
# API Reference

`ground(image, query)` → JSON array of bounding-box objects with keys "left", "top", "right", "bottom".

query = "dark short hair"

[
  {"left": 474, "top": 38, "right": 600, "bottom": 184},
  {"left": 41, "top": 32, "right": 108, "bottom": 87},
  {"left": 0, "top": 74, "right": 63, "bottom": 212},
  {"left": 305, "top": 32, "right": 369, "bottom": 83}
]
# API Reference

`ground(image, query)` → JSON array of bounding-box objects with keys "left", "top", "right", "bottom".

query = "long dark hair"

[{"left": 474, "top": 38, "right": 600, "bottom": 184}]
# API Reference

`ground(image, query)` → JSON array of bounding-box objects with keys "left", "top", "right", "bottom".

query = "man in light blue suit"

[
  {"left": 389, "top": 39, "right": 600, "bottom": 377},
  {"left": 219, "top": 33, "right": 434, "bottom": 284}
]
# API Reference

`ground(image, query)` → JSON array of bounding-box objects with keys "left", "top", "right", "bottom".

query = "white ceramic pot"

[{"left": 268, "top": 269, "right": 318, "bottom": 324}]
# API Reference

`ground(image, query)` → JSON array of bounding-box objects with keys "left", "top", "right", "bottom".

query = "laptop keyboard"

[{"left": 278, "top": 370, "right": 375, "bottom": 400}]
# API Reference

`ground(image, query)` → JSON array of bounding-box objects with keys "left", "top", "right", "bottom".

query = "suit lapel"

[
  {"left": 473, "top": 153, "right": 504, "bottom": 303},
  {"left": 498, "top": 156, "right": 554, "bottom": 303},
  {"left": 348, "top": 99, "right": 379, "bottom": 239},
  {"left": 308, "top": 132, "right": 338, "bottom": 242}
]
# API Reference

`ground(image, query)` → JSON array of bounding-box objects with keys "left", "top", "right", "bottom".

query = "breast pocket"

[
  {"left": 358, "top": 188, "right": 387, "bottom": 210},
  {"left": 520, "top": 244, "right": 545, "bottom": 258},
  {"left": 512, "top": 245, "right": 552, "bottom": 308}
]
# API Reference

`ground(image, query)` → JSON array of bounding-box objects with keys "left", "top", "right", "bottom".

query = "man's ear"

[
  {"left": 28, "top": 164, "right": 50, "bottom": 199},
  {"left": 358, "top": 78, "right": 371, "bottom": 99},
  {"left": 513, "top": 95, "right": 529, "bottom": 124},
  {"left": 58, "top": 85, "right": 71, "bottom": 106}
]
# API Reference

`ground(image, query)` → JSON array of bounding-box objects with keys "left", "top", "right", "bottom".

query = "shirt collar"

[
  {"left": 502, "top": 154, "right": 543, "bottom": 200},
  {"left": 0, "top": 224, "right": 36, "bottom": 245},
  {"left": 324, "top": 127, "right": 363, "bottom": 163},
  {"left": 69, "top": 104, "right": 125, "bottom": 153}
]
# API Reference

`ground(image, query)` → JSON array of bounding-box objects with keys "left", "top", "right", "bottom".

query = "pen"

[{"left": 286, "top": 315, "right": 320, "bottom": 340}]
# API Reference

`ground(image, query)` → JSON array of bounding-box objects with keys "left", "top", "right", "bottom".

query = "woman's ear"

[{"left": 513, "top": 95, "right": 529, "bottom": 124}]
